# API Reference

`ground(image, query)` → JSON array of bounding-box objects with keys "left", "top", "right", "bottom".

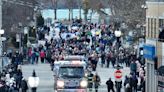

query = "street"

[
  {"left": 22, "top": 63, "right": 130, "bottom": 92},
  {"left": 22, "top": 63, "right": 54, "bottom": 92},
  {"left": 0, "top": 0, "right": 163, "bottom": 91}
]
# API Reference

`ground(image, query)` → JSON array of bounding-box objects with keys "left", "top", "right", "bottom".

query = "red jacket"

[{"left": 40, "top": 51, "right": 45, "bottom": 58}]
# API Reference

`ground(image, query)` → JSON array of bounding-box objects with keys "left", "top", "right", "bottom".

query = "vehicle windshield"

[{"left": 59, "top": 67, "right": 84, "bottom": 78}]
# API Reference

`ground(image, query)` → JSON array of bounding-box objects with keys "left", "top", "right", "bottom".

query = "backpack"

[
  {"left": 94, "top": 75, "right": 100, "bottom": 82},
  {"left": 35, "top": 52, "right": 39, "bottom": 57}
]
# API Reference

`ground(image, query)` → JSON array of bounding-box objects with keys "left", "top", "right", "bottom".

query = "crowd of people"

[
  {"left": 0, "top": 63, "right": 28, "bottom": 92},
  {"left": 39, "top": 21, "right": 145, "bottom": 92},
  {"left": 35, "top": 21, "right": 146, "bottom": 92},
  {"left": 0, "top": 20, "right": 146, "bottom": 92}
]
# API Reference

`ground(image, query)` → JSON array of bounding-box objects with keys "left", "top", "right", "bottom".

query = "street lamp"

[
  {"left": 28, "top": 70, "right": 39, "bottom": 92},
  {"left": 0, "top": 29, "right": 4, "bottom": 35},
  {"left": 114, "top": 29, "right": 122, "bottom": 68},
  {"left": 141, "top": 4, "right": 148, "bottom": 42},
  {"left": 114, "top": 29, "right": 123, "bottom": 92},
  {"left": 34, "top": 6, "right": 39, "bottom": 29}
]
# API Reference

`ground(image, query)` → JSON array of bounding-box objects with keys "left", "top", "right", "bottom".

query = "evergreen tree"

[{"left": 37, "top": 14, "right": 44, "bottom": 27}]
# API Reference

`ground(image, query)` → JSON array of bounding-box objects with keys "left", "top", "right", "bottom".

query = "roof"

[
  {"left": 64, "top": 55, "right": 85, "bottom": 61},
  {"left": 54, "top": 60, "right": 86, "bottom": 67}
]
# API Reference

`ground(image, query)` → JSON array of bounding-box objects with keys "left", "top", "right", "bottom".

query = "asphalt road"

[{"left": 22, "top": 63, "right": 130, "bottom": 92}]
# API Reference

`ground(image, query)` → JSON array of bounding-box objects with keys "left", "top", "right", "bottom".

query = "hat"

[{"left": 32, "top": 70, "right": 37, "bottom": 77}]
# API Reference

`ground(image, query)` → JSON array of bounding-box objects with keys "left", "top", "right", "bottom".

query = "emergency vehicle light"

[
  {"left": 57, "top": 80, "right": 64, "bottom": 88},
  {"left": 80, "top": 80, "right": 88, "bottom": 88},
  {"left": 71, "top": 61, "right": 82, "bottom": 65}
]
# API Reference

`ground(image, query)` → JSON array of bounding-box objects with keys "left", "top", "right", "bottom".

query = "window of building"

[
  {"left": 151, "top": 18, "right": 153, "bottom": 38},
  {"left": 159, "top": 19, "right": 164, "bottom": 28},
  {"left": 154, "top": 18, "right": 156, "bottom": 38},
  {"left": 148, "top": 18, "right": 150, "bottom": 37}
]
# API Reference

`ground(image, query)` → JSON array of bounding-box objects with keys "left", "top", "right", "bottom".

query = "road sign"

[{"left": 114, "top": 70, "right": 122, "bottom": 81}]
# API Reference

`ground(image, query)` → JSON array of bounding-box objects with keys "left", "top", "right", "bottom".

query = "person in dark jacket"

[
  {"left": 124, "top": 75, "right": 129, "bottom": 91},
  {"left": 130, "top": 61, "right": 137, "bottom": 74},
  {"left": 124, "top": 75, "right": 132, "bottom": 92},
  {"left": 20, "top": 78, "right": 28, "bottom": 92},
  {"left": 141, "top": 78, "right": 145, "bottom": 92},
  {"left": 106, "top": 78, "right": 115, "bottom": 92},
  {"left": 115, "top": 80, "right": 122, "bottom": 92},
  {"left": 93, "top": 73, "right": 101, "bottom": 92},
  {"left": 131, "top": 74, "right": 138, "bottom": 92},
  {"left": 101, "top": 52, "right": 106, "bottom": 67},
  {"left": 0, "top": 80, "right": 7, "bottom": 92},
  {"left": 15, "top": 67, "right": 23, "bottom": 89},
  {"left": 87, "top": 71, "right": 94, "bottom": 92}
]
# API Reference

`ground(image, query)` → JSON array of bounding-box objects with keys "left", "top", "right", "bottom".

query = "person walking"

[
  {"left": 106, "top": 78, "right": 115, "bottom": 92},
  {"left": 27, "top": 47, "right": 32, "bottom": 64},
  {"left": 28, "top": 70, "right": 39, "bottom": 92},
  {"left": 131, "top": 74, "right": 138, "bottom": 92},
  {"left": 20, "top": 78, "right": 28, "bottom": 92},
  {"left": 46, "top": 49, "right": 52, "bottom": 63},
  {"left": 15, "top": 68, "right": 23, "bottom": 90},
  {"left": 40, "top": 50, "right": 45, "bottom": 63},
  {"left": 106, "top": 51, "right": 111, "bottom": 68},
  {"left": 124, "top": 75, "right": 132, "bottom": 92},
  {"left": 100, "top": 51, "right": 106, "bottom": 67},
  {"left": 31, "top": 51, "right": 36, "bottom": 64},
  {"left": 115, "top": 80, "right": 122, "bottom": 92},
  {"left": 130, "top": 61, "right": 137, "bottom": 74},
  {"left": 87, "top": 71, "right": 94, "bottom": 92},
  {"left": 93, "top": 72, "right": 101, "bottom": 92},
  {"left": 35, "top": 50, "right": 39, "bottom": 64}
]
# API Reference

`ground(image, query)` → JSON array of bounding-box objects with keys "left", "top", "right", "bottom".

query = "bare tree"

[
  {"left": 65, "top": 0, "right": 77, "bottom": 20},
  {"left": 2, "top": 0, "right": 39, "bottom": 48},
  {"left": 106, "top": 0, "right": 146, "bottom": 28},
  {"left": 51, "top": 0, "right": 58, "bottom": 20}
]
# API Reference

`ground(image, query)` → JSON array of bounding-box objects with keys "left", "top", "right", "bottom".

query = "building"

[
  {"left": 146, "top": 1, "right": 164, "bottom": 39},
  {"left": 146, "top": 0, "right": 164, "bottom": 91}
]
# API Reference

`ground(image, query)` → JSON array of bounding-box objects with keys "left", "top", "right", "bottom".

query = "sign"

[
  {"left": 114, "top": 70, "right": 122, "bottom": 81},
  {"left": 143, "top": 45, "right": 155, "bottom": 60}
]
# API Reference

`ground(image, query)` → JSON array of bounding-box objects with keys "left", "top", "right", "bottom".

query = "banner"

[{"left": 143, "top": 45, "right": 155, "bottom": 60}]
